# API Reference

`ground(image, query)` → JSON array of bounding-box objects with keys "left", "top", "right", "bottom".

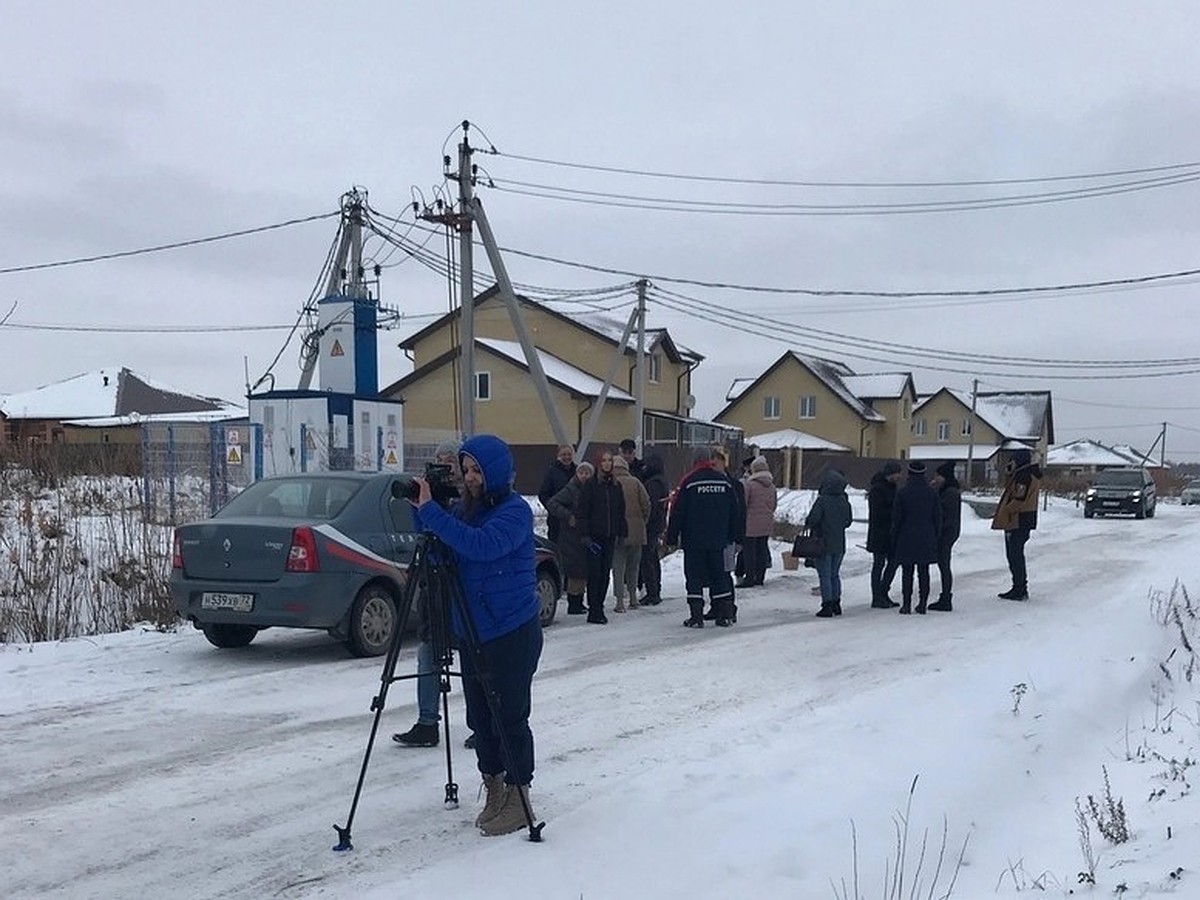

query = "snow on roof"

[
  {"left": 841, "top": 373, "right": 910, "bottom": 399},
  {"left": 746, "top": 428, "right": 852, "bottom": 452},
  {"left": 1045, "top": 439, "right": 1136, "bottom": 467},
  {"left": 563, "top": 309, "right": 701, "bottom": 361},
  {"left": 916, "top": 389, "right": 1048, "bottom": 440},
  {"left": 909, "top": 444, "right": 1001, "bottom": 461},
  {"left": 1109, "top": 443, "right": 1162, "bottom": 466},
  {"left": 724, "top": 377, "right": 757, "bottom": 402},
  {"left": 0, "top": 366, "right": 233, "bottom": 421},
  {"left": 1, "top": 367, "right": 125, "bottom": 419},
  {"left": 477, "top": 338, "right": 635, "bottom": 401},
  {"left": 63, "top": 405, "right": 248, "bottom": 428},
  {"left": 795, "top": 354, "right": 886, "bottom": 422}
]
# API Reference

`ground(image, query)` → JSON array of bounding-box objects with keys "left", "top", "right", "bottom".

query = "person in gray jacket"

[{"left": 805, "top": 469, "right": 853, "bottom": 618}]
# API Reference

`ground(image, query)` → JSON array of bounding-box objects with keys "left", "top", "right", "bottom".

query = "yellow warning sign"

[
  {"left": 385, "top": 449, "right": 399, "bottom": 466},
  {"left": 330, "top": 339, "right": 345, "bottom": 357},
  {"left": 305, "top": 430, "right": 317, "bottom": 450},
  {"left": 227, "top": 444, "right": 243, "bottom": 465}
]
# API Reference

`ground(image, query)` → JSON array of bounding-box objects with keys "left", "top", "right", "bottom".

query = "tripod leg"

[{"left": 332, "top": 541, "right": 425, "bottom": 851}]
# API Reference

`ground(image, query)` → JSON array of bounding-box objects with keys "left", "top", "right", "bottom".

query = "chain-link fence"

[{"left": 140, "top": 422, "right": 258, "bottom": 525}]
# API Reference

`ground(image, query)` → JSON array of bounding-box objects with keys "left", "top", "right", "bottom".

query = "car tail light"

[
  {"left": 286, "top": 527, "right": 320, "bottom": 573},
  {"left": 172, "top": 531, "right": 183, "bottom": 569}
]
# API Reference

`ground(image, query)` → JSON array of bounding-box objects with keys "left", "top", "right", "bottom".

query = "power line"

[
  {"left": 491, "top": 148, "right": 1200, "bottom": 190},
  {"left": 0, "top": 321, "right": 295, "bottom": 334},
  {"left": 0, "top": 211, "right": 340, "bottom": 276}
]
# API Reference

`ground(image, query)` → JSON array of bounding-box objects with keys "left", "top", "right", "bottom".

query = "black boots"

[
  {"left": 684, "top": 600, "right": 705, "bottom": 628},
  {"left": 392, "top": 722, "right": 439, "bottom": 747},
  {"left": 998, "top": 587, "right": 1029, "bottom": 601},
  {"left": 713, "top": 597, "right": 735, "bottom": 627},
  {"left": 566, "top": 593, "right": 585, "bottom": 615},
  {"left": 928, "top": 593, "right": 953, "bottom": 611},
  {"left": 871, "top": 595, "right": 898, "bottom": 609}
]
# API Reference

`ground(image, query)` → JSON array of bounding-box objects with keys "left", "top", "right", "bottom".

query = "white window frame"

[
  {"left": 914, "top": 417, "right": 927, "bottom": 437},
  {"left": 961, "top": 418, "right": 972, "bottom": 437},
  {"left": 763, "top": 395, "right": 781, "bottom": 420},
  {"left": 475, "top": 370, "right": 491, "bottom": 401},
  {"left": 647, "top": 352, "right": 662, "bottom": 384},
  {"left": 799, "top": 395, "right": 817, "bottom": 419},
  {"left": 936, "top": 419, "right": 950, "bottom": 442}
]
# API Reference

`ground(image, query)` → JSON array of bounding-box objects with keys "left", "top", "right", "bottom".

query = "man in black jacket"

[
  {"left": 866, "top": 461, "right": 903, "bottom": 608},
  {"left": 638, "top": 453, "right": 671, "bottom": 605},
  {"left": 665, "top": 446, "right": 741, "bottom": 628},
  {"left": 929, "top": 461, "right": 962, "bottom": 611}
]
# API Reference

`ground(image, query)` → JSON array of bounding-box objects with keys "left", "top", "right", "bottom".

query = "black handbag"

[{"left": 791, "top": 529, "right": 826, "bottom": 560}]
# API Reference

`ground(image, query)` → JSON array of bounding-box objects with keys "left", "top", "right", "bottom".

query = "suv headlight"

[
  {"left": 1131, "top": 491, "right": 1142, "bottom": 498},
  {"left": 1086, "top": 488, "right": 1096, "bottom": 498}
]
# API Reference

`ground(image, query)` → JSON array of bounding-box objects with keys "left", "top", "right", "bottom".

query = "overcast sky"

[{"left": 2, "top": 2, "right": 1199, "bottom": 458}]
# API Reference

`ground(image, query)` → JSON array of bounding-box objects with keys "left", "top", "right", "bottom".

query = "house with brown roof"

[
  {"left": 714, "top": 351, "right": 918, "bottom": 459},
  {"left": 383, "top": 286, "right": 737, "bottom": 450}
]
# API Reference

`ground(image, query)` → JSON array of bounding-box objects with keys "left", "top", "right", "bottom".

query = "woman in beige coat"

[{"left": 611, "top": 455, "right": 651, "bottom": 611}]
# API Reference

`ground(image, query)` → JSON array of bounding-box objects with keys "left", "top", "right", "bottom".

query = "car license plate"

[
  {"left": 200, "top": 592, "right": 254, "bottom": 612},
  {"left": 1102, "top": 501, "right": 1119, "bottom": 506}
]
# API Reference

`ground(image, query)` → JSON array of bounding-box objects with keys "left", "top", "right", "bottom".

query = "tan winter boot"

[
  {"left": 479, "top": 784, "right": 535, "bottom": 836},
  {"left": 474, "top": 773, "right": 506, "bottom": 828},
  {"left": 613, "top": 598, "right": 626, "bottom": 613},
  {"left": 628, "top": 594, "right": 640, "bottom": 609}
]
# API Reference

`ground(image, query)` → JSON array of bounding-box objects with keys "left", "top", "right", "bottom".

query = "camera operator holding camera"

[
  {"left": 408, "top": 433, "right": 543, "bottom": 837},
  {"left": 393, "top": 441, "right": 462, "bottom": 749}
]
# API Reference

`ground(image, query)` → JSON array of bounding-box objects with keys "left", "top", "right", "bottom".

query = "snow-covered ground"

[{"left": 3, "top": 495, "right": 1200, "bottom": 898}]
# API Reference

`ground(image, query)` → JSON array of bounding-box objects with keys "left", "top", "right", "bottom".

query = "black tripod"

[{"left": 333, "top": 530, "right": 545, "bottom": 850}]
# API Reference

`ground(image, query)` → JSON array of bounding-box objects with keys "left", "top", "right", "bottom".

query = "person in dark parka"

[
  {"left": 891, "top": 460, "right": 942, "bottom": 615},
  {"left": 576, "top": 450, "right": 626, "bottom": 624},
  {"left": 545, "top": 461, "right": 594, "bottom": 615},
  {"left": 929, "top": 461, "right": 962, "bottom": 611},
  {"left": 866, "top": 460, "right": 904, "bottom": 608},
  {"left": 805, "top": 469, "right": 854, "bottom": 617},
  {"left": 638, "top": 453, "right": 671, "bottom": 605},
  {"left": 537, "top": 444, "right": 576, "bottom": 545}
]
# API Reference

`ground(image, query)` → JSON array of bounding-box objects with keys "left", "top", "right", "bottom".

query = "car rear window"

[{"left": 217, "top": 478, "right": 365, "bottom": 520}]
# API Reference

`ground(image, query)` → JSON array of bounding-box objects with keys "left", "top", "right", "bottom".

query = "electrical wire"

[
  {"left": 0, "top": 321, "right": 294, "bottom": 334},
  {"left": 491, "top": 148, "right": 1200, "bottom": 190},
  {"left": 0, "top": 211, "right": 340, "bottom": 275}
]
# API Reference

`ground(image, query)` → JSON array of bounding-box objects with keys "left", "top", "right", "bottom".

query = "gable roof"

[
  {"left": 0, "top": 366, "right": 228, "bottom": 421},
  {"left": 914, "top": 388, "right": 1053, "bottom": 442},
  {"left": 1046, "top": 439, "right": 1143, "bottom": 468},
  {"left": 841, "top": 372, "right": 915, "bottom": 400},
  {"left": 716, "top": 351, "right": 885, "bottom": 423},
  {"left": 746, "top": 427, "right": 852, "bottom": 452},
  {"left": 397, "top": 286, "right": 701, "bottom": 364},
  {"left": 383, "top": 338, "right": 634, "bottom": 402}
]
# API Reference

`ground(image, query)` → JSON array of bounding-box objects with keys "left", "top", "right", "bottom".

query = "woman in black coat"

[
  {"left": 546, "top": 461, "right": 594, "bottom": 615},
  {"left": 929, "top": 461, "right": 962, "bottom": 611},
  {"left": 866, "top": 461, "right": 903, "bottom": 608},
  {"left": 891, "top": 461, "right": 942, "bottom": 615},
  {"left": 576, "top": 450, "right": 626, "bottom": 624},
  {"left": 638, "top": 453, "right": 671, "bottom": 605}
]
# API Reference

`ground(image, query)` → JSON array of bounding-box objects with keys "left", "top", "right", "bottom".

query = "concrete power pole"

[
  {"left": 965, "top": 378, "right": 979, "bottom": 489},
  {"left": 635, "top": 279, "right": 647, "bottom": 455},
  {"left": 457, "top": 126, "right": 476, "bottom": 437}
]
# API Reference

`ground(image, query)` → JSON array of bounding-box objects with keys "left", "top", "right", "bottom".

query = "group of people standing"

[{"left": 540, "top": 441, "right": 778, "bottom": 630}]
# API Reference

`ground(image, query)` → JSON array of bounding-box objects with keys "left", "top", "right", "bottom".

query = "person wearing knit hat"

[
  {"left": 537, "top": 444, "right": 576, "bottom": 546},
  {"left": 739, "top": 455, "right": 777, "bottom": 588},
  {"left": 928, "top": 462, "right": 962, "bottom": 611},
  {"left": 891, "top": 458, "right": 941, "bottom": 614},
  {"left": 866, "top": 460, "right": 905, "bottom": 608}
]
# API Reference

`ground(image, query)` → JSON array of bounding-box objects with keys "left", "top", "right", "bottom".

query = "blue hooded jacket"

[{"left": 414, "top": 434, "right": 541, "bottom": 643}]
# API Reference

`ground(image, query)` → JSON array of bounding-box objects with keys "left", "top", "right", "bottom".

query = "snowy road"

[{"left": 2, "top": 496, "right": 1198, "bottom": 898}]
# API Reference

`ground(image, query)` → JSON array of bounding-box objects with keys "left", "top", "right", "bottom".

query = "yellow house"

[
  {"left": 384, "top": 287, "right": 732, "bottom": 448},
  {"left": 714, "top": 351, "right": 917, "bottom": 458},
  {"left": 910, "top": 388, "right": 1054, "bottom": 477}
]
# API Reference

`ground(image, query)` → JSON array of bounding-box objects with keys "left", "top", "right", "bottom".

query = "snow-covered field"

[{"left": 3, "top": 494, "right": 1200, "bottom": 898}]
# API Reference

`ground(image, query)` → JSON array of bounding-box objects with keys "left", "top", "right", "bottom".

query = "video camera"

[{"left": 395, "top": 462, "right": 460, "bottom": 508}]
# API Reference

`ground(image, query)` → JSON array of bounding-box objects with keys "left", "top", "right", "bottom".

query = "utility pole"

[
  {"left": 1162, "top": 421, "right": 1168, "bottom": 468},
  {"left": 634, "top": 279, "right": 647, "bottom": 455},
  {"left": 457, "top": 125, "right": 476, "bottom": 437},
  {"left": 297, "top": 191, "right": 362, "bottom": 391},
  {"left": 965, "top": 378, "right": 979, "bottom": 489}
]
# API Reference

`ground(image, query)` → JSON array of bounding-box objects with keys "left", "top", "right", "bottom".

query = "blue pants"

[
  {"left": 416, "top": 640, "right": 440, "bottom": 726},
  {"left": 815, "top": 552, "right": 845, "bottom": 604},
  {"left": 460, "top": 615, "right": 543, "bottom": 786}
]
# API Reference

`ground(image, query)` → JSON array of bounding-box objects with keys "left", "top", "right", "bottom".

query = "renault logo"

[{"left": 223, "top": 538, "right": 232, "bottom": 552}]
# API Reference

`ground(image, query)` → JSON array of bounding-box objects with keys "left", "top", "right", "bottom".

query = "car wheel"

[
  {"left": 1135, "top": 502, "right": 1146, "bottom": 519},
  {"left": 536, "top": 566, "right": 559, "bottom": 627},
  {"left": 1147, "top": 502, "right": 1156, "bottom": 518},
  {"left": 201, "top": 623, "right": 258, "bottom": 649},
  {"left": 346, "top": 584, "right": 398, "bottom": 657}
]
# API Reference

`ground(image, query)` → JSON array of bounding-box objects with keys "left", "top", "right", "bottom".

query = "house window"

[
  {"left": 475, "top": 371, "right": 491, "bottom": 401},
  {"left": 914, "top": 418, "right": 927, "bottom": 437},
  {"left": 799, "top": 395, "right": 817, "bottom": 419},
  {"left": 936, "top": 420, "right": 950, "bottom": 442},
  {"left": 763, "top": 395, "right": 781, "bottom": 420},
  {"left": 961, "top": 418, "right": 972, "bottom": 437},
  {"left": 647, "top": 352, "right": 662, "bottom": 384}
]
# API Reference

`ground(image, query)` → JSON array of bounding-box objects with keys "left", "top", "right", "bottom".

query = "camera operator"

[
  {"left": 393, "top": 441, "right": 462, "bottom": 749},
  {"left": 408, "top": 433, "right": 543, "bottom": 837}
]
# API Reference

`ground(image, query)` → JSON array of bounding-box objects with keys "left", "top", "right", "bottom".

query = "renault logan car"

[
  {"left": 171, "top": 472, "right": 562, "bottom": 656},
  {"left": 1083, "top": 467, "right": 1157, "bottom": 519}
]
